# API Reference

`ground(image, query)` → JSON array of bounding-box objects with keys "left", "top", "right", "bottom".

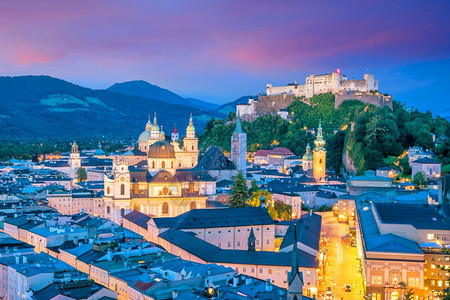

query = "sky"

[{"left": 0, "top": 0, "right": 449, "bottom": 114}]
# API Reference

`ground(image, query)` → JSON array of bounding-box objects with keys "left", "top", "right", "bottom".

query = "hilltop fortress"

[{"left": 237, "top": 69, "right": 392, "bottom": 120}]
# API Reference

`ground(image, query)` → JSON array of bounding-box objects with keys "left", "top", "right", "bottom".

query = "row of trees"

[{"left": 228, "top": 171, "right": 292, "bottom": 221}]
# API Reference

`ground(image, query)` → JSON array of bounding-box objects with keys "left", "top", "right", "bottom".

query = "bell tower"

[
  {"left": 70, "top": 141, "right": 81, "bottom": 169},
  {"left": 313, "top": 122, "right": 326, "bottom": 181},
  {"left": 183, "top": 114, "right": 199, "bottom": 168}
]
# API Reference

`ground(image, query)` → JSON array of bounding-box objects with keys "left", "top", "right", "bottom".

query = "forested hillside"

[{"left": 199, "top": 93, "right": 450, "bottom": 174}]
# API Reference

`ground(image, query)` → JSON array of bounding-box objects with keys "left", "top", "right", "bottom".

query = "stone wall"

[{"left": 335, "top": 92, "right": 393, "bottom": 110}]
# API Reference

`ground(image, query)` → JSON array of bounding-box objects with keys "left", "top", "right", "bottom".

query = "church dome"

[
  {"left": 147, "top": 141, "right": 175, "bottom": 158},
  {"left": 138, "top": 130, "right": 151, "bottom": 143},
  {"left": 302, "top": 152, "right": 313, "bottom": 161}
]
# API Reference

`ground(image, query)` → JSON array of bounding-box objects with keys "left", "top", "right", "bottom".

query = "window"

[
  {"left": 268, "top": 269, "right": 272, "bottom": 274},
  {"left": 120, "top": 208, "right": 125, "bottom": 216},
  {"left": 428, "top": 234, "right": 435, "bottom": 240},
  {"left": 218, "top": 242, "right": 221, "bottom": 247},
  {"left": 152, "top": 161, "right": 155, "bottom": 168},
  {"left": 371, "top": 276, "right": 382, "bottom": 284},
  {"left": 107, "top": 187, "right": 110, "bottom": 194},
  {"left": 190, "top": 201, "right": 196, "bottom": 210},
  {"left": 192, "top": 145, "right": 194, "bottom": 150},
  {"left": 171, "top": 161, "right": 174, "bottom": 168},
  {"left": 120, "top": 184, "right": 125, "bottom": 195},
  {"left": 256, "top": 240, "right": 259, "bottom": 245},
  {"left": 228, "top": 242, "right": 231, "bottom": 248},
  {"left": 237, "top": 241, "right": 240, "bottom": 247},
  {"left": 162, "top": 202, "right": 169, "bottom": 214},
  {"left": 106, "top": 206, "right": 111, "bottom": 214},
  {"left": 408, "top": 278, "right": 419, "bottom": 286},
  {"left": 162, "top": 161, "right": 165, "bottom": 168}
]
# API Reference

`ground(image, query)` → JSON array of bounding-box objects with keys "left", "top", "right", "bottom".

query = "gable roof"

[
  {"left": 197, "top": 146, "right": 236, "bottom": 171},
  {"left": 123, "top": 210, "right": 152, "bottom": 229}
]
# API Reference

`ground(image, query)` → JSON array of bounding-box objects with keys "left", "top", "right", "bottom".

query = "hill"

[
  {"left": 107, "top": 80, "right": 219, "bottom": 111},
  {"left": 0, "top": 76, "right": 214, "bottom": 140}
]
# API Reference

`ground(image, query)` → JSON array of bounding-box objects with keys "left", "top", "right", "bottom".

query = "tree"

[
  {"left": 77, "top": 167, "right": 87, "bottom": 182},
  {"left": 229, "top": 170, "right": 249, "bottom": 207},
  {"left": 412, "top": 171, "right": 426, "bottom": 188},
  {"left": 415, "top": 129, "right": 434, "bottom": 150},
  {"left": 247, "top": 190, "right": 277, "bottom": 220},
  {"left": 249, "top": 180, "right": 259, "bottom": 194}
]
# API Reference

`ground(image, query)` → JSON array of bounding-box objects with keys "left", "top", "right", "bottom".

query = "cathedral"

[{"left": 104, "top": 114, "right": 216, "bottom": 225}]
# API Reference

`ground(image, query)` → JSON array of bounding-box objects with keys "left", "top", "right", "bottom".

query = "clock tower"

[{"left": 313, "top": 122, "right": 326, "bottom": 181}]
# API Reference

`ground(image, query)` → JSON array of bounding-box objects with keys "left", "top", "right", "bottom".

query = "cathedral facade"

[{"left": 104, "top": 114, "right": 215, "bottom": 225}]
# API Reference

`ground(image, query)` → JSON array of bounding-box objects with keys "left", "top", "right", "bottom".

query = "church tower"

[
  {"left": 70, "top": 141, "right": 81, "bottom": 169},
  {"left": 149, "top": 112, "right": 160, "bottom": 145},
  {"left": 313, "top": 122, "right": 326, "bottom": 181},
  {"left": 231, "top": 116, "right": 247, "bottom": 177},
  {"left": 183, "top": 114, "right": 199, "bottom": 168},
  {"left": 287, "top": 223, "right": 303, "bottom": 300},
  {"left": 302, "top": 144, "right": 313, "bottom": 171},
  {"left": 171, "top": 124, "right": 179, "bottom": 142}
]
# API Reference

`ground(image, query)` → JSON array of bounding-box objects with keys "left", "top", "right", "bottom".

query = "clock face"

[{"left": 120, "top": 177, "right": 125, "bottom": 181}]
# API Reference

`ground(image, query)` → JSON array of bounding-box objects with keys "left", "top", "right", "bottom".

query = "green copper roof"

[{"left": 234, "top": 116, "right": 243, "bottom": 133}]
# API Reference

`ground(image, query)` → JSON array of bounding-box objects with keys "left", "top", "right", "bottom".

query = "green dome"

[{"left": 138, "top": 130, "right": 151, "bottom": 142}]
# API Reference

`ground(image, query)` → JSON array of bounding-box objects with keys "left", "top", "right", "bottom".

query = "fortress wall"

[
  {"left": 334, "top": 93, "right": 393, "bottom": 110},
  {"left": 255, "top": 94, "right": 296, "bottom": 115},
  {"left": 341, "top": 80, "right": 367, "bottom": 91}
]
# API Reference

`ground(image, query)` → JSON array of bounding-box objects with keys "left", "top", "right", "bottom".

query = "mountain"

[
  {"left": 216, "top": 95, "right": 257, "bottom": 115},
  {"left": 107, "top": 80, "right": 219, "bottom": 111},
  {"left": 0, "top": 76, "right": 216, "bottom": 140}
]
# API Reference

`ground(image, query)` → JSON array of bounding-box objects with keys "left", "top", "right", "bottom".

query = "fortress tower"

[
  {"left": 231, "top": 116, "right": 247, "bottom": 177},
  {"left": 313, "top": 123, "right": 326, "bottom": 181}
]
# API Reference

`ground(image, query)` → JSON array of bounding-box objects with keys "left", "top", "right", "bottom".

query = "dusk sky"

[{"left": 1, "top": 0, "right": 449, "bottom": 114}]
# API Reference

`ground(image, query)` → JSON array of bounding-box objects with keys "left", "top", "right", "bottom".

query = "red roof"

[
  {"left": 254, "top": 150, "right": 271, "bottom": 157},
  {"left": 172, "top": 125, "right": 178, "bottom": 133},
  {"left": 133, "top": 281, "right": 156, "bottom": 291}
]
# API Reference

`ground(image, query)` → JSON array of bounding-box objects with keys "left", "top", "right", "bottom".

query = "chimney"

[
  {"left": 172, "top": 290, "right": 179, "bottom": 298},
  {"left": 265, "top": 279, "right": 272, "bottom": 292},
  {"left": 245, "top": 276, "right": 252, "bottom": 285},
  {"left": 22, "top": 256, "right": 27, "bottom": 264},
  {"left": 207, "top": 267, "right": 211, "bottom": 275},
  {"left": 232, "top": 274, "right": 239, "bottom": 287},
  {"left": 15, "top": 255, "right": 19, "bottom": 265},
  {"left": 107, "top": 249, "right": 112, "bottom": 261},
  {"left": 125, "top": 248, "right": 130, "bottom": 258}
]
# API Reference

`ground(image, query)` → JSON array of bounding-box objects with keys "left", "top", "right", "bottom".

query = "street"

[{"left": 319, "top": 216, "right": 364, "bottom": 300}]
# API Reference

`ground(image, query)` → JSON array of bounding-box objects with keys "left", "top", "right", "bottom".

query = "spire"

[
  {"left": 314, "top": 121, "right": 326, "bottom": 150},
  {"left": 150, "top": 112, "right": 160, "bottom": 132},
  {"left": 234, "top": 116, "right": 243, "bottom": 133},
  {"left": 153, "top": 112, "right": 157, "bottom": 125},
  {"left": 247, "top": 228, "right": 256, "bottom": 251},
  {"left": 291, "top": 223, "right": 299, "bottom": 274},
  {"left": 159, "top": 125, "right": 165, "bottom": 141},
  {"left": 186, "top": 113, "right": 195, "bottom": 134},
  {"left": 172, "top": 124, "right": 178, "bottom": 134}
]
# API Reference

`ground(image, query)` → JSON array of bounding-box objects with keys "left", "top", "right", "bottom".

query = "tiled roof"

[
  {"left": 159, "top": 229, "right": 318, "bottom": 268},
  {"left": 123, "top": 210, "right": 152, "bottom": 229},
  {"left": 412, "top": 158, "right": 441, "bottom": 164},
  {"left": 280, "top": 212, "right": 322, "bottom": 251}
]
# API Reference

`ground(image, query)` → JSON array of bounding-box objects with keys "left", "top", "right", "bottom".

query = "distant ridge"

[
  {"left": 0, "top": 76, "right": 218, "bottom": 140},
  {"left": 107, "top": 80, "right": 220, "bottom": 111}
]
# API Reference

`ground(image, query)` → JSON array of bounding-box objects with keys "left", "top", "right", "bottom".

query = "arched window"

[
  {"left": 120, "top": 184, "right": 125, "bottom": 195},
  {"left": 319, "top": 159, "right": 322, "bottom": 164},
  {"left": 107, "top": 187, "right": 110, "bottom": 194},
  {"left": 152, "top": 161, "right": 155, "bottom": 168},
  {"left": 162, "top": 161, "right": 165, "bottom": 168},
  {"left": 192, "top": 145, "right": 194, "bottom": 150},
  {"left": 106, "top": 206, "right": 111, "bottom": 214},
  {"left": 120, "top": 208, "right": 125, "bottom": 216},
  {"left": 190, "top": 201, "right": 196, "bottom": 210},
  {"left": 171, "top": 161, "right": 174, "bottom": 168},
  {"left": 162, "top": 202, "right": 169, "bottom": 214}
]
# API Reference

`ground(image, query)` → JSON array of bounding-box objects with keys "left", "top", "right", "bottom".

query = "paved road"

[{"left": 319, "top": 217, "right": 364, "bottom": 300}]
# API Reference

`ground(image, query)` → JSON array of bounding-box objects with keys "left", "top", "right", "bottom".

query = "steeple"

[
  {"left": 145, "top": 114, "right": 152, "bottom": 131},
  {"left": 287, "top": 222, "right": 303, "bottom": 299},
  {"left": 234, "top": 116, "right": 243, "bottom": 133},
  {"left": 260, "top": 194, "right": 266, "bottom": 208},
  {"left": 314, "top": 121, "right": 325, "bottom": 150},
  {"left": 159, "top": 125, "right": 165, "bottom": 141},
  {"left": 151, "top": 112, "right": 160, "bottom": 131},
  {"left": 186, "top": 113, "right": 196, "bottom": 138},
  {"left": 172, "top": 124, "right": 179, "bottom": 142},
  {"left": 247, "top": 228, "right": 256, "bottom": 251}
]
